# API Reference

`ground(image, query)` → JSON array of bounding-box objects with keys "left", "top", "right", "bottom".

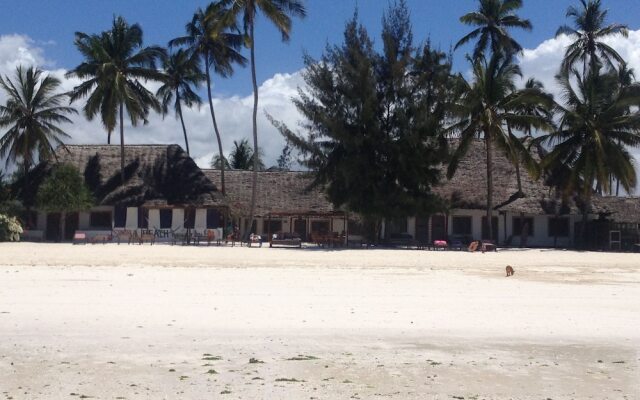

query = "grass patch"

[
  {"left": 202, "top": 355, "right": 222, "bottom": 361},
  {"left": 179, "top": 376, "right": 189, "bottom": 381},
  {"left": 220, "top": 390, "right": 231, "bottom": 394},
  {"left": 249, "top": 357, "right": 264, "bottom": 364},
  {"left": 206, "top": 369, "right": 218, "bottom": 375}
]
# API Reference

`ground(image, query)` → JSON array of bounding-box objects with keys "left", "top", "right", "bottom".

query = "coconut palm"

[
  {"left": 539, "top": 69, "right": 640, "bottom": 245},
  {"left": 222, "top": 0, "right": 306, "bottom": 236},
  {"left": 170, "top": 2, "right": 247, "bottom": 194},
  {"left": 156, "top": 49, "right": 205, "bottom": 156},
  {"left": 448, "top": 53, "right": 554, "bottom": 240},
  {"left": 455, "top": 0, "right": 532, "bottom": 59},
  {"left": 67, "top": 16, "right": 165, "bottom": 182},
  {"left": 0, "top": 66, "right": 76, "bottom": 174},
  {"left": 211, "top": 138, "right": 264, "bottom": 170},
  {"left": 556, "top": 0, "right": 628, "bottom": 75},
  {"left": 505, "top": 78, "right": 555, "bottom": 194}
]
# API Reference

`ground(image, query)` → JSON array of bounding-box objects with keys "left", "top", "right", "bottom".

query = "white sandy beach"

[{"left": 0, "top": 243, "right": 639, "bottom": 399}]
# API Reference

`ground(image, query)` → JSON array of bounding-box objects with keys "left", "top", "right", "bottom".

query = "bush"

[{"left": 0, "top": 213, "right": 23, "bottom": 242}]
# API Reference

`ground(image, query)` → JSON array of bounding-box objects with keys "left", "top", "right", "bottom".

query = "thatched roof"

[
  {"left": 203, "top": 169, "right": 340, "bottom": 217},
  {"left": 55, "top": 144, "right": 225, "bottom": 208},
  {"left": 591, "top": 196, "right": 640, "bottom": 223},
  {"left": 433, "top": 139, "right": 554, "bottom": 213}
]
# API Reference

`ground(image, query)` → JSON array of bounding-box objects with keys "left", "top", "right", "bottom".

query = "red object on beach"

[{"left": 434, "top": 240, "right": 448, "bottom": 249}]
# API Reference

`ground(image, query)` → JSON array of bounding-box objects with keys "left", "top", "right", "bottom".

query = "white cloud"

[
  {"left": 0, "top": 34, "right": 305, "bottom": 172},
  {"left": 518, "top": 30, "right": 640, "bottom": 195}
]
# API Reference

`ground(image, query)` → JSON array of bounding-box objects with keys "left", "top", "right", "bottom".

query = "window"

[
  {"left": 482, "top": 216, "right": 499, "bottom": 240},
  {"left": 90, "top": 211, "right": 112, "bottom": 229},
  {"left": 137, "top": 208, "right": 149, "bottom": 229},
  {"left": 513, "top": 217, "right": 534, "bottom": 236},
  {"left": 206, "top": 209, "right": 221, "bottom": 229},
  {"left": 160, "top": 209, "right": 173, "bottom": 229},
  {"left": 548, "top": 217, "right": 569, "bottom": 237},
  {"left": 22, "top": 211, "right": 38, "bottom": 230},
  {"left": 311, "top": 220, "right": 330, "bottom": 234},
  {"left": 184, "top": 208, "right": 195, "bottom": 229},
  {"left": 263, "top": 219, "right": 283, "bottom": 234},
  {"left": 387, "top": 218, "right": 408, "bottom": 235},
  {"left": 452, "top": 216, "right": 472, "bottom": 236},
  {"left": 114, "top": 207, "right": 126, "bottom": 228}
]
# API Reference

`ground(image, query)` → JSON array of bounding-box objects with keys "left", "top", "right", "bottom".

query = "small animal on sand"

[{"left": 505, "top": 265, "right": 515, "bottom": 277}]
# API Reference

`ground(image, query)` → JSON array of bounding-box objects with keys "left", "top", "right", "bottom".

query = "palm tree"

[
  {"left": 223, "top": 0, "right": 306, "bottom": 236},
  {"left": 156, "top": 49, "right": 205, "bottom": 156},
  {"left": 67, "top": 16, "right": 165, "bottom": 182},
  {"left": 170, "top": 2, "right": 247, "bottom": 194},
  {"left": 211, "top": 138, "right": 264, "bottom": 170},
  {"left": 455, "top": 0, "right": 532, "bottom": 60},
  {"left": 0, "top": 66, "right": 76, "bottom": 178},
  {"left": 539, "top": 69, "right": 640, "bottom": 246},
  {"left": 556, "top": 0, "right": 628, "bottom": 75},
  {"left": 448, "top": 53, "right": 554, "bottom": 241},
  {"left": 506, "top": 78, "right": 555, "bottom": 194}
]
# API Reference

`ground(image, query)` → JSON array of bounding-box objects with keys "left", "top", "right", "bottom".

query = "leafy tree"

[
  {"left": 211, "top": 138, "right": 264, "bottom": 170},
  {"left": 447, "top": 52, "right": 554, "bottom": 240},
  {"left": 156, "top": 49, "right": 205, "bottom": 156},
  {"left": 170, "top": 2, "right": 247, "bottom": 194},
  {"left": 36, "top": 164, "right": 93, "bottom": 241},
  {"left": 455, "top": 0, "right": 532, "bottom": 59},
  {"left": 272, "top": 5, "right": 453, "bottom": 237},
  {"left": 556, "top": 0, "right": 628, "bottom": 75},
  {"left": 67, "top": 16, "right": 165, "bottom": 182},
  {"left": 538, "top": 69, "right": 640, "bottom": 245},
  {"left": 276, "top": 143, "right": 293, "bottom": 171},
  {"left": 222, "top": 0, "right": 306, "bottom": 236},
  {"left": 0, "top": 66, "right": 76, "bottom": 198}
]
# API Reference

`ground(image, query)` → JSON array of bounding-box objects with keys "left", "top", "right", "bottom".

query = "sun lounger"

[
  {"left": 73, "top": 231, "right": 87, "bottom": 245},
  {"left": 481, "top": 240, "right": 497, "bottom": 253},
  {"left": 433, "top": 240, "right": 448, "bottom": 250},
  {"left": 270, "top": 232, "right": 302, "bottom": 248},
  {"left": 138, "top": 233, "right": 155, "bottom": 245},
  {"left": 90, "top": 233, "right": 112, "bottom": 244}
]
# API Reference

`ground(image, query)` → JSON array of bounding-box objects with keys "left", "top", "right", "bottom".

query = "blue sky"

[{"left": 6, "top": 0, "right": 640, "bottom": 96}]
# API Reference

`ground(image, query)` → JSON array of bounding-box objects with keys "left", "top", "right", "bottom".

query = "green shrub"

[{"left": 0, "top": 213, "right": 23, "bottom": 242}]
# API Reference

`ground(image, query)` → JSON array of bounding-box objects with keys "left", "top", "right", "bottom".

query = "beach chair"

[
  {"left": 481, "top": 240, "right": 497, "bottom": 253},
  {"left": 90, "top": 233, "right": 112, "bottom": 244},
  {"left": 433, "top": 240, "right": 448, "bottom": 250},
  {"left": 72, "top": 231, "right": 87, "bottom": 245},
  {"left": 138, "top": 232, "right": 155, "bottom": 245}
]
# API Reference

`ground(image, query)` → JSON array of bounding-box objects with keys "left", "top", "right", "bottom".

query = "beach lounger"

[
  {"left": 433, "top": 240, "right": 448, "bottom": 250},
  {"left": 73, "top": 231, "right": 87, "bottom": 245},
  {"left": 91, "top": 233, "right": 112, "bottom": 244}
]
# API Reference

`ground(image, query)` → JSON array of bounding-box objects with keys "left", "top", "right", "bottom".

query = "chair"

[
  {"left": 481, "top": 240, "right": 497, "bottom": 253},
  {"left": 433, "top": 240, "right": 448, "bottom": 250},
  {"left": 72, "top": 231, "right": 87, "bottom": 245}
]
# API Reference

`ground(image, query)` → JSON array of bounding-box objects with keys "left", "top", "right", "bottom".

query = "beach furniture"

[
  {"left": 138, "top": 232, "right": 156, "bottom": 245},
  {"left": 113, "top": 230, "right": 134, "bottom": 245},
  {"left": 270, "top": 232, "right": 302, "bottom": 248},
  {"left": 90, "top": 233, "right": 112, "bottom": 244},
  {"left": 433, "top": 240, "right": 448, "bottom": 250},
  {"left": 72, "top": 231, "right": 87, "bottom": 245},
  {"left": 481, "top": 240, "right": 497, "bottom": 252}
]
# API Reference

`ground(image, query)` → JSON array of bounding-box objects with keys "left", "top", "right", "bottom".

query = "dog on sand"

[{"left": 505, "top": 265, "right": 515, "bottom": 277}]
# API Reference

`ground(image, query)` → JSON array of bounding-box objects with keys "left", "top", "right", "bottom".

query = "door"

[
  {"left": 46, "top": 213, "right": 61, "bottom": 242},
  {"left": 415, "top": 217, "right": 429, "bottom": 244},
  {"left": 294, "top": 219, "right": 307, "bottom": 241},
  {"left": 431, "top": 215, "right": 447, "bottom": 241},
  {"left": 64, "top": 212, "right": 79, "bottom": 241}
]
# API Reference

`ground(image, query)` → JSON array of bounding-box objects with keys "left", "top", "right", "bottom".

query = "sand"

[{"left": 0, "top": 242, "right": 639, "bottom": 399}]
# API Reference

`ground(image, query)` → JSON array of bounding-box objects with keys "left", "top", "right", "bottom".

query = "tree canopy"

[{"left": 273, "top": 2, "right": 454, "bottom": 223}]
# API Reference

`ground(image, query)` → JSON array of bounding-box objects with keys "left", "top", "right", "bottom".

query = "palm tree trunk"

[
  {"left": 59, "top": 211, "right": 66, "bottom": 242},
  {"left": 246, "top": 21, "right": 259, "bottom": 241},
  {"left": 107, "top": 130, "right": 112, "bottom": 145},
  {"left": 176, "top": 92, "right": 190, "bottom": 155},
  {"left": 205, "top": 55, "right": 225, "bottom": 195},
  {"left": 119, "top": 102, "right": 125, "bottom": 184},
  {"left": 485, "top": 129, "right": 494, "bottom": 241},
  {"left": 506, "top": 123, "right": 522, "bottom": 195}
]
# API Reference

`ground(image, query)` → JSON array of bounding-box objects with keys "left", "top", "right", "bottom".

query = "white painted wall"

[
  {"left": 195, "top": 209, "right": 207, "bottom": 230},
  {"left": 148, "top": 209, "right": 160, "bottom": 230},
  {"left": 126, "top": 207, "right": 137, "bottom": 229},
  {"left": 172, "top": 209, "right": 184, "bottom": 231}
]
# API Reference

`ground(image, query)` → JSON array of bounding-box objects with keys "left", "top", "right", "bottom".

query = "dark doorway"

[
  {"left": 64, "top": 213, "right": 79, "bottom": 241},
  {"left": 482, "top": 216, "right": 499, "bottom": 241},
  {"left": 294, "top": 218, "right": 307, "bottom": 241},
  {"left": 415, "top": 217, "right": 429, "bottom": 243},
  {"left": 431, "top": 215, "right": 447, "bottom": 241},
  {"left": 46, "top": 213, "right": 61, "bottom": 242}
]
